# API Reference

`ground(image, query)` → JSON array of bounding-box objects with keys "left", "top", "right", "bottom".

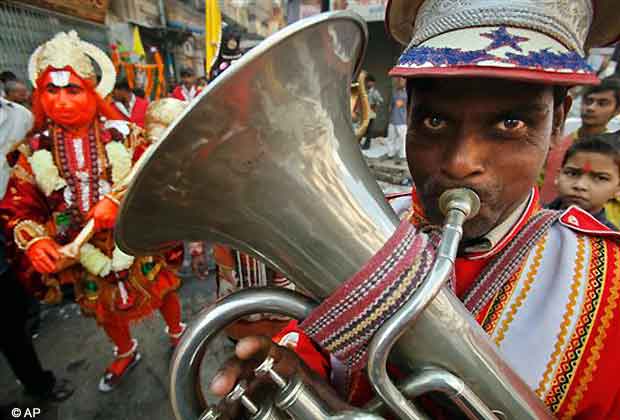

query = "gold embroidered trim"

[
  {"left": 495, "top": 232, "right": 548, "bottom": 346},
  {"left": 482, "top": 262, "right": 527, "bottom": 335},
  {"left": 536, "top": 235, "right": 585, "bottom": 397},
  {"left": 14, "top": 219, "right": 48, "bottom": 250},
  {"left": 562, "top": 243, "right": 620, "bottom": 419},
  {"left": 13, "top": 164, "right": 34, "bottom": 184}
]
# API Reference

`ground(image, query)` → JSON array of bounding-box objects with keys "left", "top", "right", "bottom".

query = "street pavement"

[{"left": 0, "top": 273, "right": 233, "bottom": 420}]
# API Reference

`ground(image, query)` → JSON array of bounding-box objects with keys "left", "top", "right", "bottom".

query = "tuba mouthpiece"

[{"left": 439, "top": 188, "right": 481, "bottom": 220}]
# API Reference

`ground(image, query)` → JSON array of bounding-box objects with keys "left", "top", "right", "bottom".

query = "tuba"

[
  {"left": 115, "top": 12, "right": 553, "bottom": 420},
  {"left": 351, "top": 70, "right": 370, "bottom": 141}
]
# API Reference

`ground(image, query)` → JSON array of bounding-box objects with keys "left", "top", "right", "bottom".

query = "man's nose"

[
  {"left": 439, "top": 133, "right": 485, "bottom": 180},
  {"left": 56, "top": 89, "right": 72, "bottom": 106},
  {"left": 573, "top": 176, "right": 589, "bottom": 191}
]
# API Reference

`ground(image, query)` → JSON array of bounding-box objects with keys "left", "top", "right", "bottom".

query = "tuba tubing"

[
  {"left": 116, "top": 11, "right": 554, "bottom": 420},
  {"left": 367, "top": 189, "right": 482, "bottom": 420},
  {"left": 170, "top": 288, "right": 317, "bottom": 420}
]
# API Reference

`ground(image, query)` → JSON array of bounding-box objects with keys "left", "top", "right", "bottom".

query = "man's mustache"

[{"left": 419, "top": 177, "right": 502, "bottom": 209}]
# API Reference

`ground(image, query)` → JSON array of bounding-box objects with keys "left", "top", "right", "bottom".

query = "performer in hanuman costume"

[
  {"left": 210, "top": 1, "right": 620, "bottom": 418},
  {"left": 0, "top": 32, "right": 185, "bottom": 392}
]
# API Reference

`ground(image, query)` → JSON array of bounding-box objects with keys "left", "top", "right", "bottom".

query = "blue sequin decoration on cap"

[{"left": 397, "top": 26, "right": 593, "bottom": 73}]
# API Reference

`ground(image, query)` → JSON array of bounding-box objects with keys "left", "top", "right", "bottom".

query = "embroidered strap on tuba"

[{"left": 300, "top": 219, "right": 442, "bottom": 377}]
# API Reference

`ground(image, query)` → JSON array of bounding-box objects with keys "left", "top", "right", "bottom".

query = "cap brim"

[
  {"left": 389, "top": 66, "right": 599, "bottom": 86},
  {"left": 390, "top": 26, "right": 599, "bottom": 86}
]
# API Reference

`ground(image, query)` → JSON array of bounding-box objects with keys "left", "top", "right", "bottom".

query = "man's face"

[
  {"left": 181, "top": 75, "right": 195, "bottom": 88},
  {"left": 39, "top": 72, "right": 97, "bottom": 128},
  {"left": 407, "top": 78, "right": 564, "bottom": 239},
  {"left": 112, "top": 88, "right": 130, "bottom": 103},
  {"left": 581, "top": 90, "right": 618, "bottom": 127},
  {"left": 6, "top": 82, "right": 29, "bottom": 105},
  {"left": 557, "top": 151, "right": 620, "bottom": 213}
]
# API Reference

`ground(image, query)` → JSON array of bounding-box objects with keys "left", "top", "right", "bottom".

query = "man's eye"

[
  {"left": 67, "top": 87, "right": 82, "bottom": 94},
  {"left": 497, "top": 119, "right": 526, "bottom": 131},
  {"left": 422, "top": 116, "right": 447, "bottom": 130},
  {"left": 46, "top": 86, "right": 59, "bottom": 94}
]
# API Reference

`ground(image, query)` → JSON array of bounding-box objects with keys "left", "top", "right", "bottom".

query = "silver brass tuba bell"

[{"left": 116, "top": 11, "right": 553, "bottom": 420}]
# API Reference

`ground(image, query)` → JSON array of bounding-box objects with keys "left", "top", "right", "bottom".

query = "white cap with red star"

[{"left": 386, "top": 0, "right": 620, "bottom": 86}]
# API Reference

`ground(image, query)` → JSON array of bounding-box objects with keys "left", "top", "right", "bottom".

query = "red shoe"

[
  {"left": 166, "top": 322, "right": 187, "bottom": 347},
  {"left": 98, "top": 340, "right": 141, "bottom": 393}
]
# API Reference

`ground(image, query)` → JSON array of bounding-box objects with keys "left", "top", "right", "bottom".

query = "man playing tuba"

[
  {"left": 0, "top": 32, "right": 186, "bottom": 393},
  {"left": 209, "top": 1, "right": 620, "bottom": 418}
]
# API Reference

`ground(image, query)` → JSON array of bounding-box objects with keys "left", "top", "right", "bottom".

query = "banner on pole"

[{"left": 329, "top": 0, "right": 388, "bottom": 22}]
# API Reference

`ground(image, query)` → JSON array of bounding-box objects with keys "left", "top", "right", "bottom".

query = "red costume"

[
  {"left": 113, "top": 93, "right": 148, "bottom": 128},
  {"left": 171, "top": 85, "right": 201, "bottom": 102},
  {"left": 0, "top": 31, "right": 185, "bottom": 392}
]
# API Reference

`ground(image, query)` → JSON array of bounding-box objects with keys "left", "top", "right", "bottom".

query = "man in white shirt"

[{"left": 0, "top": 98, "right": 32, "bottom": 197}]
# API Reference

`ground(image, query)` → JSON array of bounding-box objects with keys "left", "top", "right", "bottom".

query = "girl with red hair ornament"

[{"left": 0, "top": 31, "right": 186, "bottom": 393}]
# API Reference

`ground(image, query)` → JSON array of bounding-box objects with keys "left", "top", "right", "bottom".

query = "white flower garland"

[
  {"left": 105, "top": 142, "right": 132, "bottom": 185},
  {"left": 29, "top": 150, "right": 66, "bottom": 196},
  {"left": 79, "top": 244, "right": 135, "bottom": 277},
  {"left": 30, "top": 140, "right": 132, "bottom": 197},
  {"left": 27, "top": 138, "right": 135, "bottom": 275},
  {"left": 112, "top": 246, "right": 135, "bottom": 272},
  {"left": 80, "top": 243, "right": 112, "bottom": 277}
]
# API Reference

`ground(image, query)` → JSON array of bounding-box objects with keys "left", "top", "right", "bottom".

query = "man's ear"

[{"left": 551, "top": 95, "right": 572, "bottom": 148}]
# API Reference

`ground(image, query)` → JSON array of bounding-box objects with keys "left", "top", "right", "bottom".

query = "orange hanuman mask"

[{"left": 37, "top": 69, "right": 98, "bottom": 129}]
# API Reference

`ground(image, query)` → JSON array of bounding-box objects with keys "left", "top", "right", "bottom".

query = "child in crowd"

[{"left": 547, "top": 133, "right": 620, "bottom": 229}]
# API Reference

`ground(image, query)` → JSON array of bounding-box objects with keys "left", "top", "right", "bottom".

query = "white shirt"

[
  {"left": 114, "top": 93, "right": 136, "bottom": 119},
  {"left": 182, "top": 85, "right": 197, "bottom": 101},
  {"left": 0, "top": 98, "right": 33, "bottom": 197}
]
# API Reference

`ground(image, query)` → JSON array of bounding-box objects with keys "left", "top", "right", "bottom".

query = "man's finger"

[
  {"left": 209, "top": 357, "right": 244, "bottom": 397},
  {"left": 36, "top": 255, "right": 54, "bottom": 273},
  {"left": 44, "top": 243, "right": 61, "bottom": 260},
  {"left": 235, "top": 336, "right": 276, "bottom": 361},
  {"left": 236, "top": 336, "right": 305, "bottom": 381}
]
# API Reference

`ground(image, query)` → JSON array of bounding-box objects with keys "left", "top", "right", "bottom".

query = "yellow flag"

[
  {"left": 132, "top": 26, "right": 146, "bottom": 57},
  {"left": 205, "top": 0, "right": 223, "bottom": 75}
]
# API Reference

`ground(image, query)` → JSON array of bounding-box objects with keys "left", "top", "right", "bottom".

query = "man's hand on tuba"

[{"left": 209, "top": 335, "right": 352, "bottom": 416}]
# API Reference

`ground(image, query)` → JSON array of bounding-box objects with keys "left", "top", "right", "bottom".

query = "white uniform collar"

[
  {"left": 182, "top": 85, "right": 196, "bottom": 101},
  {"left": 115, "top": 93, "right": 136, "bottom": 118},
  {"left": 462, "top": 190, "right": 534, "bottom": 256}
]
